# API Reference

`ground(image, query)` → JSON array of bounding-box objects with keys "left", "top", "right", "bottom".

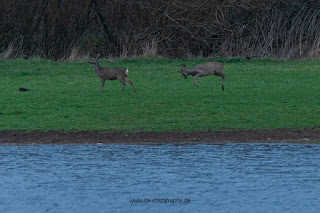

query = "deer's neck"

[
  {"left": 185, "top": 68, "right": 197, "bottom": 76},
  {"left": 94, "top": 62, "right": 101, "bottom": 75}
]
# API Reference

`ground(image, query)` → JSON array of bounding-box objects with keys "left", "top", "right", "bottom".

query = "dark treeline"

[{"left": 1, "top": 0, "right": 320, "bottom": 60}]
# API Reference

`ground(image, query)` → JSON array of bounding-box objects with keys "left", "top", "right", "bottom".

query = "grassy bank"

[{"left": 0, "top": 58, "right": 319, "bottom": 132}]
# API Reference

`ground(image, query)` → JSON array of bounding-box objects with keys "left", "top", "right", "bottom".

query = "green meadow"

[{"left": 0, "top": 57, "right": 319, "bottom": 132}]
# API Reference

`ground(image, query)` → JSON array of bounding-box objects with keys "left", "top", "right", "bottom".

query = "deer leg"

[
  {"left": 124, "top": 76, "right": 136, "bottom": 92},
  {"left": 101, "top": 79, "right": 105, "bottom": 93},
  {"left": 215, "top": 72, "right": 226, "bottom": 91},
  {"left": 193, "top": 74, "right": 201, "bottom": 88},
  {"left": 119, "top": 79, "right": 126, "bottom": 92},
  {"left": 222, "top": 75, "right": 225, "bottom": 91}
]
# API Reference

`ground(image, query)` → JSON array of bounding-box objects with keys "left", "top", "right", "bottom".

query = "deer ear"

[
  {"left": 181, "top": 64, "right": 186, "bottom": 70},
  {"left": 96, "top": 53, "right": 100, "bottom": 59}
]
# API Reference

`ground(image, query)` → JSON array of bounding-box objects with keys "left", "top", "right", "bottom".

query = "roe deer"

[
  {"left": 178, "top": 62, "right": 226, "bottom": 90},
  {"left": 88, "top": 54, "right": 136, "bottom": 93}
]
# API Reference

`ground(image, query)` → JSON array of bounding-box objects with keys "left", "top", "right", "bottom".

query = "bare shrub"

[
  {"left": 142, "top": 39, "right": 158, "bottom": 58},
  {"left": 1, "top": 0, "right": 320, "bottom": 59},
  {"left": 1, "top": 43, "right": 14, "bottom": 59}
]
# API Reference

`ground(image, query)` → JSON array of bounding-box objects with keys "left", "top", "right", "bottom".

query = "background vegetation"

[
  {"left": 1, "top": 0, "right": 320, "bottom": 60},
  {"left": 0, "top": 58, "right": 319, "bottom": 132}
]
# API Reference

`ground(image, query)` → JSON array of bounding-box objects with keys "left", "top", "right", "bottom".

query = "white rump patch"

[{"left": 125, "top": 69, "right": 129, "bottom": 75}]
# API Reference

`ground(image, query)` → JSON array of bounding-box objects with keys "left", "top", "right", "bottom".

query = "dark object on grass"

[{"left": 19, "top": 88, "right": 30, "bottom": 92}]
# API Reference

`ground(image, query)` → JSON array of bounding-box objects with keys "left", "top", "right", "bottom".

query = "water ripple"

[{"left": 1, "top": 143, "right": 320, "bottom": 212}]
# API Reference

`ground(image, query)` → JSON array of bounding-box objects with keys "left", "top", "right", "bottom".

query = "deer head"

[
  {"left": 87, "top": 54, "right": 100, "bottom": 65},
  {"left": 178, "top": 64, "right": 188, "bottom": 79}
]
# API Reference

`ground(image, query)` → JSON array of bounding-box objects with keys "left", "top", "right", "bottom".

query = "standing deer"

[
  {"left": 178, "top": 62, "right": 226, "bottom": 90},
  {"left": 88, "top": 54, "right": 136, "bottom": 93}
]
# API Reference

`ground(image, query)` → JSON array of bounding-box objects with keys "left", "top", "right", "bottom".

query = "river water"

[{"left": 0, "top": 143, "right": 320, "bottom": 212}]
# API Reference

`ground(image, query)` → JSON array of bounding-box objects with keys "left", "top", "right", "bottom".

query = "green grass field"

[{"left": 0, "top": 57, "right": 319, "bottom": 132}]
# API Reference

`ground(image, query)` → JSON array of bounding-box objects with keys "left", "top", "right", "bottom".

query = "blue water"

[{"left": 1, "top": 143, "right": 320, "bottom": 213}]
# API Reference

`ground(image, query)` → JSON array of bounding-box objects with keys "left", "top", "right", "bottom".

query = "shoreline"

[{"left": 1, "top": 128, "right": 320, "bottom": 145}]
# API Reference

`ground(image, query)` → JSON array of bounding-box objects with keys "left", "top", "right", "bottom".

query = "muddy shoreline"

[{"left": 1, "top": 128, "right": 320, "bottom": 145}]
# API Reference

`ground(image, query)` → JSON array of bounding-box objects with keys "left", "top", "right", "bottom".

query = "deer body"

[
  {"left": 88, "top": 54, "right": 136, "bottom": 93},
  {"left": 179, "top": 62, "right": 226, "bottom": 90}
]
